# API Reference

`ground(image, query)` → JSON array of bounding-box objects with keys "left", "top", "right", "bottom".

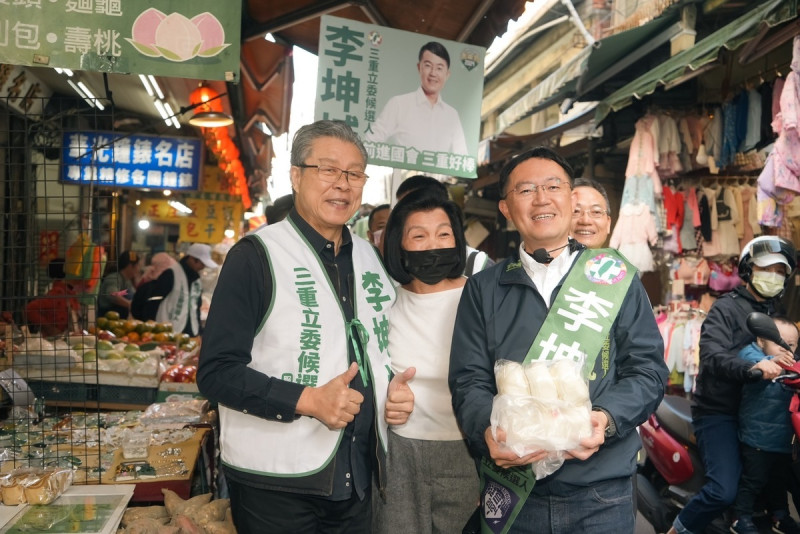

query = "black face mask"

[{"left": 402, "top": 247, "right": 460, "bottom": 285}]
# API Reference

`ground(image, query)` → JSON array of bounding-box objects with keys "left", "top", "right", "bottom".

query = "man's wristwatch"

[{"left": 593, "top": 407, "right": 616, "bottom": 438}]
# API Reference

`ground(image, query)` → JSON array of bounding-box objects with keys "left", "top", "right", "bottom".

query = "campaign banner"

[
  {"left": 61, "top": 131, "right": 202, "bottom": 191},
  {"left": 0, "top": 1, "right": 240, "bottom": 82},
  {"left": 315, "top": 15, "right": 485, "bottom": 178},
  {"left": 138, "top": 197, "right": 242, "bottom": 244}
]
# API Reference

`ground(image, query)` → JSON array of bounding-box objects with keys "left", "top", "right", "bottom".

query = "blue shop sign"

[{"left": 61, "top": 131, "right": 202, "bottom": 191}]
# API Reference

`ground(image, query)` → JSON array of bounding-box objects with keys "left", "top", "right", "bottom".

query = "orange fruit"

[{"left": 126, "top": 331, "right": 140, "bottom": 342}]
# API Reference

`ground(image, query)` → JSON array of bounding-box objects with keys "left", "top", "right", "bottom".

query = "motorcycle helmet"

[{"left": 738, "top": 236, "right": 797, "bottom": 283}]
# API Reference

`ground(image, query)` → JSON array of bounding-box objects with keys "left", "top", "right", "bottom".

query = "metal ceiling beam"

[
  {"left": 360, "top": 0, "right": 389, "bottom": 27},
  {"left": 243, "top": 0, "right": 354, "bottom": 41},
  {"left": 456, "top": 0, "right": 494, "bottom": 42}
]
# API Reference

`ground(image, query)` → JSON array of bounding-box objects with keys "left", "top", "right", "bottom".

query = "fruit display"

[{"left": 91, "top": 312, "right": 196, "bottom": 352}]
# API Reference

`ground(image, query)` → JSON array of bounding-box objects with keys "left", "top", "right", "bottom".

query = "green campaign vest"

[{"left": 479, "top": 249, "right": 636, "bottom": 534}]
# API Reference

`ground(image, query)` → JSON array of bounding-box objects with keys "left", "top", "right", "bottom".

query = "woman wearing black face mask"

[{"left": 374, "top": 188, "right": 477, "bottom": 533}]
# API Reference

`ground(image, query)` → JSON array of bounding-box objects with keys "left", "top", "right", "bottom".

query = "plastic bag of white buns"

[
  {"left": 0, "top": 467, "right": 74, "bottom": 505},
  {"left": 491, "top": 359, "right": 593, "bottom": 479}
]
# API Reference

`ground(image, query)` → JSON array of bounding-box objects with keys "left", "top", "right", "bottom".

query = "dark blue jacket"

[
  {"left": 738, "top": 343, "right": 794, "bottom": 453},
  {"left": 448, "top": 250, "right": 668, "bottom": 495},
  {"left": 692, "top": 286, "right": 776, "bottom": 418}
]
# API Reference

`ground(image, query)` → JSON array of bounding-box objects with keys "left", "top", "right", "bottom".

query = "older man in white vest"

[{"left": 198, "top": 120, "right": 415, "bottom": 533}]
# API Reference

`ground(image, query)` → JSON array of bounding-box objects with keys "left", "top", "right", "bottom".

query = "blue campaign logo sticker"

[
  {"left": 584, "top": 252, "right": 627, "bottom": 285},
  {"left": 483, "top": 480, "right": 518, "bottom": 533}
]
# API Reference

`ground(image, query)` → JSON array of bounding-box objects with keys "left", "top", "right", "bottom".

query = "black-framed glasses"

[
  {"left": 505, "top": 179, "right": 569, "bottom": 198},
  {"left": 572, "top": 206, "right": 609, "bottom": 219},
  {"left": 296, "top": 164, "right": 369, "bottom": 188}
]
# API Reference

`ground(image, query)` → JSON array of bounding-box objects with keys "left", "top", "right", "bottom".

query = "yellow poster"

[{"left": 139, "top": 198, "right": 242, "bottom": 244}]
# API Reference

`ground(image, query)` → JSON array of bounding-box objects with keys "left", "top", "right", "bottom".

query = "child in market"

[{"left": 731, "top": 316, "right": 800, "bottom": 534}]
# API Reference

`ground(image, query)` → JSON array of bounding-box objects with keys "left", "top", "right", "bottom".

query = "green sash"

[{"left": 478, "top": 249, "right": 636, "bottom": 533}]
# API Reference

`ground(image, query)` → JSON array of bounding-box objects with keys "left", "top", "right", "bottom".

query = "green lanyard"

[{"left": 347, "top": 319, "right": 370, "bottom": 387}]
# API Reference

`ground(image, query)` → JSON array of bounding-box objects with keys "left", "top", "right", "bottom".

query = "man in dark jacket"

[
  {"left": 449, "top": 146, "right": 668, "bottom": 533},
  {"left": 670, "top": 236, "right": 797, "bottom": 534}
]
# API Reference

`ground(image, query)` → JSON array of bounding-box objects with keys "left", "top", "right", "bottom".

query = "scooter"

[{"left": 636, "top": 312, "right": 798, "bottom": 534}]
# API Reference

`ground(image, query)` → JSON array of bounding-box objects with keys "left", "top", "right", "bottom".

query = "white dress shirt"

[
  {"left": 518, "top": 242, "right": 579, "bottom": 308},
  {"left": 367, "top": 87, "right": 468, "bottom": 155}
]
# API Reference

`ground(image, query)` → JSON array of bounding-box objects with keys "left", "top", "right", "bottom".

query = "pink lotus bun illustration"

[{"left": 126, "top": 8, "right": 230, "bottom": 61}]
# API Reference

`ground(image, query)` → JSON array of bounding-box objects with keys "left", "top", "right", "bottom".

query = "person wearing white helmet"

[{"left": 669, "top": 236, "right": 798, "bottom": 534}]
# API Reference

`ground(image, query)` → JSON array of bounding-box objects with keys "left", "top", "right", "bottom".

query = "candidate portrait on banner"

[
  {"left": 315, "top": 15, "right": 485, "bottom": 178},
  {"left": 365, "top": 41, "right": 468, "bottom": 156}
]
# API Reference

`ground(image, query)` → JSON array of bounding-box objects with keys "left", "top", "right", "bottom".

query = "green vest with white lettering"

[{"left": 218, "top": 219, "right": 396, "bottom": 476}]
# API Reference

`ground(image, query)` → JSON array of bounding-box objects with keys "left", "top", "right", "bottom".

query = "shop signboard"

[
  {"left": 0, "top": 64, "right": 53, "bottom": 117},
  {"left": 0, "top": 1, "right": 240, "bottom": 82},
  {"left": 138, "top": 197, "right": 242, "bottom": 244},
  {"left": 60, "top": 131, "right": 202, "bottom": 192},
  {"left": 315, "top": 15, "right": 485, "bottom": 178}
]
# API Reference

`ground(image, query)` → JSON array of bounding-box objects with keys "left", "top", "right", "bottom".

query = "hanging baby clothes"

[
  {"left": 742, "top": 88, "right": 762, "bottom": 152},
  {"left": 773, "top": 36, "right": 800, "bottom": 198},
  {"left": 738, "top": 184, "right": 761, "bottom": 248},
  {"left": 662, "top": 186, "right": 684, "bottom": 254},
  {"left": 682, "top": 313, "right": 704, "bottom": 393},
  {"left": 658, "top": 114, "right": 683, "bottom": 178},
  {"left": 610, "top": 202, "right": 658, "bottom": 272},
  {"left": 626, "top": 114, "right": 662, "bottom": 197},
  {"left": 705, "top": 107, "right": 724, "bottom": 173},
  {"left": 703, "top": 186, "right": 740, "bottom": 257},
  {"left": 759, "top": 36, "right": 800, "bottom": 222},
  {"left": 720, "top": 96, "right": 741, "bottom": 168},
  {"left": 679, "top": 188, "right": 698, "bottom": 250},
  {"left": 679, "top": 117, "right": 695, "bottom": 171},
  {"left": 731, "top": 186, "right": 745, "bottom": 241},
  {"left": 759, "top": 81, "right": 775, "bottom": 147}
]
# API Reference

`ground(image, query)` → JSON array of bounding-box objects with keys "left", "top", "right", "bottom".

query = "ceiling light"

[
  {"left": 224, "top": 228, "right": 235, "bottom": 239},
  {"left": 63, "top": 69, "right": 73, "bottom": 77},
  {"left": 186, "top": 84, "right": 233, "bottom": 128},
  {"left": 67, "top": 79, "right": 89, "bottom": 102},
  {"left": 139, "top": 74, "right": 154, "bottom": 97},
  {"left": 189, "top": 111, "right": 234, "bottom": 128},
  {"left": 265, "top": 33, "right": 276, "bottom": 42},
  {"left": 163, "top": 189, "right": 171, "bottom": 196},
  {"left": 138, "top": 219, "right": 150, "bottom": 230},
  {"left": 135, "top": 199, "right": 141, "bottom": 206},
  {"left": 168, "top": 200, "right": 193, "bottom": 214},
  {"left": 55, "top": 67, "right": 63, "bottom": 74},
  {"left": 77, "top": 81, "right": 104, "bottom": 110},
  {"left": 163, "top": 102, "right": 181, "bottom": 129},
  {"left": 153, "top": 99, "right": 169, "bottom": 122},
  {"left": 148, "top": 75, "right": 164, "bottom": 99}
]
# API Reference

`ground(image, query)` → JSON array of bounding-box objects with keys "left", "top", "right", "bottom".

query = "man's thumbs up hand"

[
  {"left": 385, "top": 367, "right": 416, "bottom": 426},
  {"left": 296, "top": 362, "right": 365, "bottom": 430}
]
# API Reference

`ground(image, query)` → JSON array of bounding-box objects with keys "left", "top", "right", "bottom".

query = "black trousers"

[
  {"left": 734, "top": 443, "right": 792, "bottom": 518},
  {"left": 227, "top": 478, "right": 372, "bottom": 534}
]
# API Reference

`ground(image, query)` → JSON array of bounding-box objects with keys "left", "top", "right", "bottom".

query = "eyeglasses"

[
  {"left": 572, "top": 206, "right": 609, "bottom": 219},
  {"left": 505, "top": 179, "right": 569, "bottom": 198},
  {"left": 296, "top": 164, "right": 369, "bottom": 188}
]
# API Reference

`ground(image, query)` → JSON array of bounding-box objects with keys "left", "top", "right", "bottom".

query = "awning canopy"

[
  {"left": 481, "top": 105, "right": 596, "bottom": 167},
  {"left": 594, "top": 0, "right": 798, "bottom": 123},
  {"left": 496, "top": 9, "right": 682, "bottom": 133}
]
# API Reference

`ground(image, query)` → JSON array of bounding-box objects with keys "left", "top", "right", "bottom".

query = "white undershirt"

[
  {"left": 518, "top": 242, "right": 579, "bottom": 308},
  {"left": 388, "top": 285, "right": 465, "bottom": 441}
]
